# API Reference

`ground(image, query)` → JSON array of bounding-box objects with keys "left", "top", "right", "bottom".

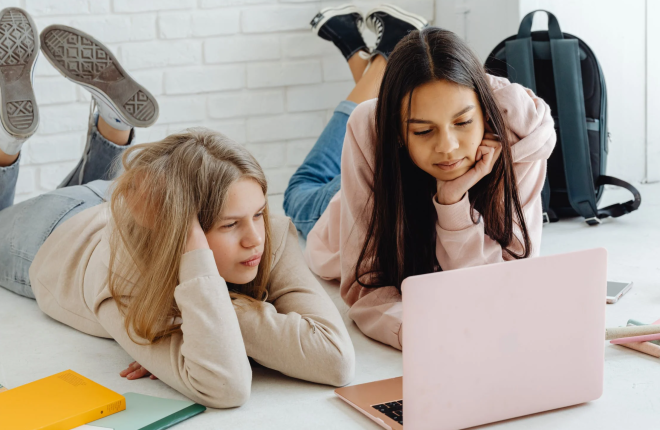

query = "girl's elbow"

[
  {"left": 200, "top": 378, "right": 252, "bottom": 409},
  {"left": 192, "top": 365, "right": 253, "bottom": 409},
  {"left": 326, "top": 348, "right": 356, "bottom": 387},
  {"left": 225, "top": 378, "right": 252, "bottom": 407},
  {"left": 330, "top": 367, "right": 355, "bottom": 388}
]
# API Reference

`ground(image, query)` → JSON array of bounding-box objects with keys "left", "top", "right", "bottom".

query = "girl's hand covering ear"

[
  {"left": 119, "top": 361, "right": 158, "bottom": 380},
  {"left": 435, "top": 131, "right": 502, "bottom": 206},
  {"left": 185, "top": 214, "right": 210, "bottom": 253}
]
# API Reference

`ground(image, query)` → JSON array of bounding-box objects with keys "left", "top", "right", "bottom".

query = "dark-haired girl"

[{"left": 284, "top": 5, "right": 556, "bottom": 350}]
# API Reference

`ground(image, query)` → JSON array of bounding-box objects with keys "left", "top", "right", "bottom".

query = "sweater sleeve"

[
  {"left": 336, "top": 100, "right": 405, "bottom": 350},
  {"left": 346, "top": 287, "right": 403, "bottom": 350},
  {"left": 433, "top": 160, "right": 545, "bottom": 269},
  {"left": 94, "top": 249, "right": 252, "bottom": 409},
  {"left": 234, "top": 220, "right": 355, "bottom": 387}
]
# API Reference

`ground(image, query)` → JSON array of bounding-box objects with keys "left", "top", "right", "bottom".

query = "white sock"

[
  {"left": 362, "top": 53, "right": 376, "bottom": 77},
  {"left": 358, "top": 50, "right": 371, "bottom": 60},
  {"left": 0, "top": 124, "right": 27, "bottom": 156},
  {"left": 94, "top": 96, "right": 132, "bottom": 131}
]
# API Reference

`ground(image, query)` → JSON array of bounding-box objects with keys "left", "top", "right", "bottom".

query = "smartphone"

[{"left": 606, "top": 281, "right": 633, "bottom": 304}]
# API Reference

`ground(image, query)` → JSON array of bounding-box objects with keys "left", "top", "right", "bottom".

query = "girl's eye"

[
  {"left": 254, "top": 212, "right": 264, "bottom": 219},
  {"left": 456, "top": 119, "right": 473, "bottom": 127},
  {"left": 222, "top": 222, "right": 237, "bottom": 229},
  {"left": 413, "top": 129, "right": 432, "bottom": 136}
]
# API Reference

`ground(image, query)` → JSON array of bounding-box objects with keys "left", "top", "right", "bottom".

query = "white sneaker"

[
  {"left": 40, "top": 24, "right": 159, "bottom": 129},
  {"left": 0, "top": 7, "right": 40, "bottom": 155},
  {"left": 310, "top": 5, "right": 369, "bottom": 61},
  {"left": 365, "top": 4, "right": 428, "bottom": 59}
]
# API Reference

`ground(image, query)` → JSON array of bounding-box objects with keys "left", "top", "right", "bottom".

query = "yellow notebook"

[{"left": 0, "top": 370, "right": 125, "bottom": 430}]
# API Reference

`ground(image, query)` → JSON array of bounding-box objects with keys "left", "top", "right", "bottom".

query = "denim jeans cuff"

[{"left": 335, "top": 100, "right": 358, "bottom": 117}]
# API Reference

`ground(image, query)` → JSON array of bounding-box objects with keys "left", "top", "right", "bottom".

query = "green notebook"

[{"left": 87, "top": 392, "right": 205, "bottom": 430}]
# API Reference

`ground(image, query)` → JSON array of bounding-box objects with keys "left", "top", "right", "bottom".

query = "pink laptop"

[{"left": 335, "top": 248, "right": 607, "bottom": 430}]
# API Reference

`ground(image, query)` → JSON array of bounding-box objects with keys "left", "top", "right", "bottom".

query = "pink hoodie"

[{"left": 305, "top": 75, "right": 556, "bottom": 350}]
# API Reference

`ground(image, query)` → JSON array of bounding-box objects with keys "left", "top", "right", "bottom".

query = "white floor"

[{"left": 1, "top": 183, "right": 659, "bottom": 429}]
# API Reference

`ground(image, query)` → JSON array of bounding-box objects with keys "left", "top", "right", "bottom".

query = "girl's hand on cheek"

[
  {"left": 185, "top": 214, "right": 210, "bottom": 253},
  {"left": 435, "top": 132, "right": 502, "bottom": 205}
]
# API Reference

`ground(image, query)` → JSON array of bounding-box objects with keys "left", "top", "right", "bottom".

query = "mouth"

[
  {"left": 434, "top": 158, "right": 464, "bottom": 171},
  {"left": 240, "top": 253, "right": 262, "bottom": 267}
]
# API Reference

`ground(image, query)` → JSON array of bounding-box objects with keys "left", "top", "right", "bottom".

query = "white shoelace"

[{"left": 369, "top": 16, "right": 384, "bottom": 48}]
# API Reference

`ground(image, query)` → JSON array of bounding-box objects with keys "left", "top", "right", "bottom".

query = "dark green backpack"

[{"left": 485, "top": 10, "right": 641, "bottom": 225}]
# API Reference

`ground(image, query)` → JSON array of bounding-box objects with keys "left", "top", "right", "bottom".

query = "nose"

[
  {"left": 434, "top": 129, "right": 460, "bottom": 154},
  {"left": 241, "top": 220, "right": 263, "bottom": 249}
]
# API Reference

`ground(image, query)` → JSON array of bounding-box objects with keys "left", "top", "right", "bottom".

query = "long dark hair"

[{"left": 355, "top": 27, "right": 531, "bottom": 292}]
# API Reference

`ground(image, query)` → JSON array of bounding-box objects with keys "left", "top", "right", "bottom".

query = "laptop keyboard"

[{"left": 372, "top": 400, "right": 403, "bottom": 425}]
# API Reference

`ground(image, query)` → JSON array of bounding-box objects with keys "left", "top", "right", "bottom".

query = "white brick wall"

[{"left": 10, "top": 0, "right": 435, "bottom": 211}]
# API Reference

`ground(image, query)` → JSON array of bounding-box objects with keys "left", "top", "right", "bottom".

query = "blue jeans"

[
  {"left": 0, "top": 118, "right": 133, "bottom": 299},
  {"left": 283, "top": 100, "right": 357, "bottom": 238}
]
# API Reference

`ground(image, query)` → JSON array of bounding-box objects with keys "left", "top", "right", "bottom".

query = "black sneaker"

[
  {"left": 366, "top": 4, "right": 428, "bottom": 60},
  {"left": 0, "top": 7, "right": 40, "bottom": 145},
  {"left": 311, "top": 5, "right": 368, "bottom": 61},
  {"left": 40, "top": 25, "right": 159, "bottom": 128}
]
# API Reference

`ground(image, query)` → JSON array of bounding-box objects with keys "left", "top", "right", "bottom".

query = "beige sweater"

[{"left": 29, "top": 203, "right": 355, "bottom": 408}]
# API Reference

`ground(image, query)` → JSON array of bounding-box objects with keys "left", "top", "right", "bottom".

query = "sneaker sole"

[
  {"left": 365, "top": 4, "right": 429, "bottom": 32},
  {"left": 0, "top": 8, "right": 40, "bottom": 138},
  {"left": 40, "top": 25, "right": 159, "bottom": 128},
  {"left": 310, "top": 4, "right": 364, "bottom": 35}
]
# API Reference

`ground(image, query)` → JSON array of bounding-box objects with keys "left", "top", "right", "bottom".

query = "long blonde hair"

[{"left": 108, "top": 127, "right": 272, "bottom": 344}]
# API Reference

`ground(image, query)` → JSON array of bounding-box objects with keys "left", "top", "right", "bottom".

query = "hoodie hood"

[{"left": 487, "top": 74, "right": 556, "bottom": 163}]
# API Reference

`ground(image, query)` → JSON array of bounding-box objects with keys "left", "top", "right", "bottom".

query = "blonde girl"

[{"left": 0, "top": 15, "right": 354, "bottom": 408}]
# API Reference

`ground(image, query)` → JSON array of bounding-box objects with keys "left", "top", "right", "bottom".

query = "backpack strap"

[
  {"left": 517, "top": 10, "right": 564, "bottom": 40},
  {"left": 504, "top": 10, "right": 563, "bottom": 93},
  {"left": 506, "top": 10, "right": 562, "bottom": 225},
  {"left": 505, "top": 37, "right": 536, "bottom": 93},
  {"left": 550, "top": 36, "right": 603, "bottom": 225},
  {"left": 594, "top": 176, "right": 642, "bottom": 220}
]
